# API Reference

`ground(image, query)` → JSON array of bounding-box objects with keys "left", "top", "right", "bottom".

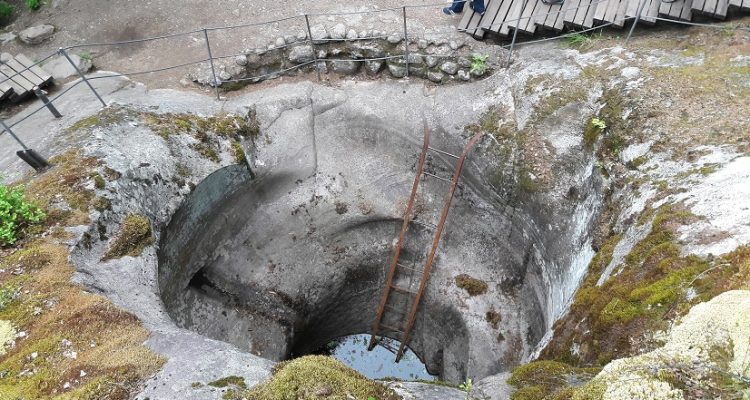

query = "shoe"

[
  {"left": 470, "top": 1, "right": 486, "bottom": 15},
  {"left": 442, "top": 7, "right": 456, "bottom": 15}
]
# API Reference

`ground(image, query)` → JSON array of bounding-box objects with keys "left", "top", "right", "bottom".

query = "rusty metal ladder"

[{"left": 368, "top": 123, "right": 484, "bottom": 362}]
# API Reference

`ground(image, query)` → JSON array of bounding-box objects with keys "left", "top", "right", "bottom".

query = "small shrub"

[
  {"left": 455, "top": 274, "right": 488, "bottom": 296},
  {"left": 25, "top": 0, "right": 40, "bottom": 10},
  {"left": 102, "top": 214, "right": 154, "bottom": 260},
  {"left": 0, "top": 184, "right": 45, "bottom": 246},
  {"left": 470, "top": 54, "right": 489, "bottom": 76},
  {"left": 0, "top": 1, "right": 14, "bottom": 18}
]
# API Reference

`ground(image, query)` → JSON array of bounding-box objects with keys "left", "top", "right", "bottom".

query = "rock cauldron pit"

[{"left": 157, "top": 97, "right": 602, "bottom": 383}]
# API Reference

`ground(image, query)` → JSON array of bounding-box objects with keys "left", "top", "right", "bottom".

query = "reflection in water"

[{"left": 319, "top": 334, "right": 435, "bottom": 381}]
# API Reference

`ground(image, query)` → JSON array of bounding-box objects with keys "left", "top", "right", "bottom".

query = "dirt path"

[{"left": 1, "top": 0, "right": 467, "bottom": 89}]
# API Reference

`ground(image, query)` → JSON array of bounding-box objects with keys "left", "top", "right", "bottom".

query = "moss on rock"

[
  {"left": 237, "top": 355, "right": 400, "bottom": 400},
  {"left": 455, "top": 274, "right": 488, "bottom": 296},
  {"left": 102, "top": 214, "right": 154, "bottom": 260}
]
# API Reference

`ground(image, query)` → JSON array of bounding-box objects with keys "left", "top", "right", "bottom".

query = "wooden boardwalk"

[
  {"left": 0, "top": 54, "right": 53, "bottom": 103},
  {"left": 458, "top": 0, "right": 750, "bottom": 38}
]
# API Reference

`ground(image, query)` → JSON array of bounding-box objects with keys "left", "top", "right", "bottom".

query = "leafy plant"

[
  {"left": 0, "top": 184, "right": 45, "bottom": 246},
  {"left": 0, "top": 1, "right": 14, "bottom": 18},
  {"left": 459, "top": 378, "right": 473, "bottom": 392},
  {"left": 470, "top": 54, "right": 489, "bottom": 76},
  {"left": 25, "top": 0, "right": 40, "bottom": 10},
  {"left": 79, "top": 51, "right": 93, "bottom": 62},
  {"left": 591, "top": 117, "right": 607, "bottom": 130}
]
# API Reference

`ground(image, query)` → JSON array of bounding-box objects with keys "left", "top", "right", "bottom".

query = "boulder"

[
  {"left": 0, "top": 32, "right": 16, "bottom": 45},
  {"left": 346, "top": 29, "right": 357, "bottom": 40},
  {"left": 330, "top": 23, "right": 346, "bottom": 40},
  {"left": 440, "top": 61, "right": 459, "bottom": 75},
  {"left": 457, "top": 57, "right": 472, "bottom": 68},
  {"left": 387, "top": 60, "right": 407, "bottom": 78},
  {"left": 310, "top": 25, "right": 328, "bottom": 44},
  {"left": 0, "top": 52, "right": 12, "bottom": 64},
  {"left": 44, "top": 54, "right": 92, "bottom": 80},
  {"left": 288, "top": 45, "right": 314, "bottom": 64},
  {"left": 364, "top": 60, "right": 383, "bottom": 75},
  {"left": 19, "top": 24, "right": 54, "bottom": 45},
  {"left": 417, "top": 39, "right": 428, "bottom": 49},
  {"left": 457, "top": 69, "right": 470, "bottom": 81},
  {"left": 274, "top": 37, "right": 286, "bottom": 48},
  {"left": 235, "top": 55, "right": 248, "bottom": 67},
  {"left": 331, "top": 60, "right": 360, "bottom": 75},
  {"left": 425, "top": 55, "right": 439, "bottom": 68},
  {"left": 387, "top": 33, "right": 403, "bottom": 44},
  {"left": 427, "top": 71, "right": 444, "bottom": 83}
]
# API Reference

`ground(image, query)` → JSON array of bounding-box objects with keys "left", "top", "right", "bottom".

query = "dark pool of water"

[{"left": 319, "top": 334, "right": 435, "bottom": 381}]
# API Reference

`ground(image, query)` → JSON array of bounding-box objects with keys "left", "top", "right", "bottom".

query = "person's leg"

[
  {"left": 471, "top": 0, "right": 486, "bottom": 14},
  {"left": 450, "top": 0, "right": 466, "bottom": 12}
]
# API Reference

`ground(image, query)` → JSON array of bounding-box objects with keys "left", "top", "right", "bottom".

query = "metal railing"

[{"left": 0, "top": 0, "right": 746, "bottom": 171}]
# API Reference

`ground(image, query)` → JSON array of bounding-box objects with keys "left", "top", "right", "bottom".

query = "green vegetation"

[
  {"left": 0, "top": 150, "right": 164, "bottom": 399},
  {"left": 470, "top": 54, "right": 489, "bottom": 76},
  {"left": 231, "top": 141, "right": 246, "bottom": 164},
  {"left": 208, "top": 375, "right": 247, "bottom": 389},
  {"left": 0, "top": 184, "right": 45, "bottom": 246},
  {"left": 102, "top": 214, "right": 154, "bottom": 260},
  {"left": 508, "top": 360, "right": 600, "bottom": 400},
  {"left": 563, "top": 32, "right": 602, "bottom": 51},
  {"left": 0, "top": 1, "right": 14, "bottom": 18},
  {"left": 232, "top": 355, "right": 400, "bottom": 400},
  {"left": 459, "top": 378, "right": 473, "bottom": 392},
  {"left": 455, "top": 274, "right": 488, "bottom": 296},
  {"left": 25, "top": 0, "right": 40, "bottom": 10}
]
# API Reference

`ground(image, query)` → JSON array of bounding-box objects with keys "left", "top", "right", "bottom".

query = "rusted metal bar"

[
  {"left": 395, "top": 131, "right": 484, "bottom": 362},
  {"left": 368, "top": 122, "right": 430, "bottom": 351}
]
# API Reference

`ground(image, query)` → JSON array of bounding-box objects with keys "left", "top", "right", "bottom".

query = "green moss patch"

[
  {"left": 508, "top": 360, "right": 600, "bottom": 400},
  {"left": 209, "top": 375, "right": 247, "bottom": 389},
  {"left": 455, "top": 274, "right": 488, "bottom": 296},
  {"left": 102, "top": 214, "right": 154, "bottom": 260},
  {"left": 236, "top": 355, "right": 400, "bottom": 400}
]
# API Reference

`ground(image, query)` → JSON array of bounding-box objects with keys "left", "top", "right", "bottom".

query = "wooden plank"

[
  {"left": 642, "top": 0, "right": 661, "bottom": 22},
  {"left": 533, "top": 0, "right": 553, "bottom": 30},
  {"left": 14, "top": 54, "right": 51, "bottom": 83},
  {"left": 714, "top": 0, "right": 729, "bottom": 17},
  {"left": 0, "top": 69, "right": 26, "bottom": 98},
  {"left": 614, "top": 0, "right": 632, "bottom": 26},
  {"left": 519, "top": 0, "right": 539, "bottom": 34},
  {"left": 583, "top": 1, "right": 600, "bottom": 27},
  {"left": 574, "top": 0, "right": 591, "bottom": 26},
  {"left": 5, "top": 59, "right": 43, "bottom": 88},
  {"left": 728, "top": 0, "right": 741, "bottom": 7},
  {"left": 659, "top": 0, "right": 674, "bottom": 17},
  {"left": 475, "top": 0, "right": 505, "bottom": 35},
  {"left": 537, "top": 0, "right": 558, "bottom": 30},
  {"left": 490, "top": 0, "right": 516, "bottom": 35},
  {"left": 458, "top": 8, "right": 479, "bottom": 36},
  {"left": 691, "top": 0, "right": 707, "bottom": 13},
  {"left": 552, "top": 1, "right": 568, "bottom": 30},
  {"left": 0, "top": 64, "right": 34, "bottom": 93},
  {"left": 594, "top": 0, "right": 609, "bottom": 22},
  {"left": 501, "top": 0, "right": 525, "bottom": 35},
  {"left": 568, "top": 0, "right": 586, "bottom": 25},
  {"left": 604, "top": 0, "right": 622, "bottom": 24},
  {"left": 703, "top": 0, "right": 718, "bottom": 14},
  {"left": 0, "top": 80, "right": 13, "bottom": 101},
  {"left": 464, "top": 10, "right": 487, "bottom": 38},
  {"left": 680, "top": 0, "right": 694, "bottom": 19}
]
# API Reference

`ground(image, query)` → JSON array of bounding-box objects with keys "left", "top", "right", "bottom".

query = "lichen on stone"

[{"left": 455, "top": 274, "right": 488, "bottom": 296}]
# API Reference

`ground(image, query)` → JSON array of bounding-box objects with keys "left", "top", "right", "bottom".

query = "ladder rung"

[
  {"left": 380, "top": 324, "right": 405, "bottom": 333},
  {"left": 428, "top": 146, "right": 460, "bottom": 159},
  {"left": 384, "top": 304, "right": 406, "bottom": 314},
  {"left": 390, "top": 285, "right": 417, "bottom": 295},
  {"left": 412, "top": 220, "right": 437, "bottom": 229},
  {"left": 423, "top": 171, "right": 452, "bottom": 183},
  {"left": 396, "top": 262, "right": 423, "bottom": 273}
]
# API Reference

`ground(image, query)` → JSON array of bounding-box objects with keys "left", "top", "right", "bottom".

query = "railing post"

[
  {"left": 33, "top": 87, "right": 62, "bottom": 118},
  {"left": 0, "top": 120, "right": 50, "bottom": 172},
  {"left": 626, "top": 0, "right": 648, "bottom": 44},
  {"left": 202, "top": 29, "right": 221, "bottom": 100},
  {"left": 402, "top": 6, "right": 410, "bottom": 78},
  {"left": 59, "top": 48, "right": 106, "bottom": 108},
  {"left": 304, "top": 14, "right": 322, "bottom": 82},
  {"left": 506, "top": 0, "right": 527, "bottom": 67}
]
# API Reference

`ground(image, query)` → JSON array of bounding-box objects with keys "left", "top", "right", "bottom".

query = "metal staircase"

[{"left": 368, "top": 123, "right": 484, "bottom": 361}]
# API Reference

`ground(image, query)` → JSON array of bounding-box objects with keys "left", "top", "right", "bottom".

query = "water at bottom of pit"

[{"left": 316, "top": 334, "right": 436, "bottom": 381}]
